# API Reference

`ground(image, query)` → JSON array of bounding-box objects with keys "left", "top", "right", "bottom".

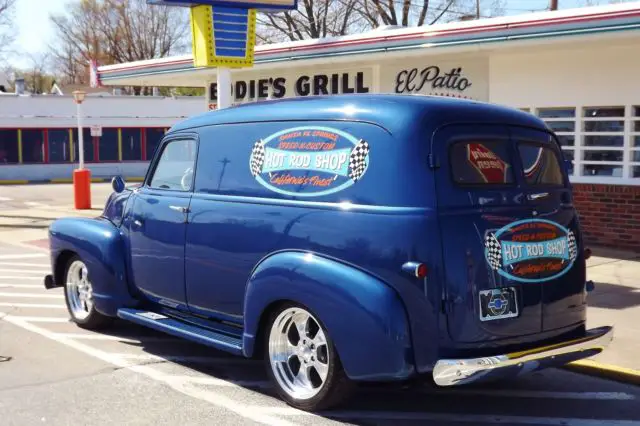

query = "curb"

[
  {"left": 0, "top": 177, "right": 144, "bottom": 185},
  {"left": 564, "top": 359, "right": 640, "bottom": 386}
]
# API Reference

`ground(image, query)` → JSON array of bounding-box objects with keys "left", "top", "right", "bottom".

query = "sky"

[{"left": 5, "top": 0, "right": 627, "bottom": 69}]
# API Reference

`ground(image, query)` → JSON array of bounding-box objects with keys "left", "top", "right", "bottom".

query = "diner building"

[{"left": 2, "top": 2, "right": 640, "bottom": 250}]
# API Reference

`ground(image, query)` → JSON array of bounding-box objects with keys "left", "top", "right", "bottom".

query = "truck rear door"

[
  {"left": 509, "top": 126, "right": 586, "bottom": 333},
  {"left": 433, "top": 123, "right": 543, "bottom": 343}
]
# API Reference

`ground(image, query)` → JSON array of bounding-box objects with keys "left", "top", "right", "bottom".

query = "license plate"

[{"left": 479, "top": 287, "right": 518, "bottom": 322}]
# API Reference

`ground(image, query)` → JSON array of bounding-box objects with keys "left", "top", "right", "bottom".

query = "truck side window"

[
  {"left": 517, "top": 142, "right": 564, "bottom": 186},
  {"left": 450, "top": 140, "right": 514, "bottom": 185},
  {"left": 149, "top": 138, "right": 196, "bottom": 191}
]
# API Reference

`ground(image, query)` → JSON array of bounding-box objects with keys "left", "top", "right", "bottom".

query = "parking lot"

[{"left": 0, "top": 238, "right": 639, "bottom": 426}]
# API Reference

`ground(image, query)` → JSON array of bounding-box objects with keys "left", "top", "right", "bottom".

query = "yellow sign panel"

[{"left": 190, "top": 5, "right": 257, "bottom": 68}]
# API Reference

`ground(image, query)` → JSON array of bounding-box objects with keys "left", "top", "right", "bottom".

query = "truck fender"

[
  {"left": 49, "top": 217, "right": 138, "bottom": 316},
  {"left": 243, "top": 251, "right": 414, "bottom": 381}
]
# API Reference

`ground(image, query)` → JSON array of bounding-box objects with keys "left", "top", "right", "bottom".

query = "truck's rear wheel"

[
  {"left": 265, "top": 302, "right": 354, "bottom": 411},
  {"left": 63, "top": 255, "right": 112, "bottom": 330}
]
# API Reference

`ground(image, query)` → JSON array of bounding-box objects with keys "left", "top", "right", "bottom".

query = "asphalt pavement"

[{"left": 0, "top": 239, "right": 639, "bottom": 426}]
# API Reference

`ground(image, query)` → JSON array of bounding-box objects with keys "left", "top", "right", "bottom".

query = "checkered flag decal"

[
  {"left": 567, "top": 230, "right": 577, "bottom": 262},
  {"left": 250, "top": 139, "right": 266, "bottom": 177},
  {"left": 348, "top": 139, "right": 370, "bottom": 182},
  {"left": 485, "top": 233, "right": 502, "bottom": 270}
]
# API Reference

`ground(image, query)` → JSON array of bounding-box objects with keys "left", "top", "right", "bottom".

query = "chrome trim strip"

[{"left": 433, "top": 326, "right": 614, "bottom": 386}]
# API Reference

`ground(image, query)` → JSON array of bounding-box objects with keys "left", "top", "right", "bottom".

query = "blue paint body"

[{"left": 47, "top": 94, "right": 589, "bottom": 382}]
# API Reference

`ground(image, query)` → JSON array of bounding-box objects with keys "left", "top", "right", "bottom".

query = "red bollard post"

[{"left": 73, "top": 169, "right": 92, "bottom": 210}]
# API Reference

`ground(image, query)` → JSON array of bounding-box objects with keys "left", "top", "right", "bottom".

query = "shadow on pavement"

[{"left": 587, "top": 281, "right": 640, "bottom": 310}]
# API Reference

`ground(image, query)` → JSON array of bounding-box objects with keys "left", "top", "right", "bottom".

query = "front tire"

[
  {"left": 63, "top": 255, "right": 112, "bottom": 330},
  {"left": 265, "top": 302, "right": 354, "bottom": 411}
]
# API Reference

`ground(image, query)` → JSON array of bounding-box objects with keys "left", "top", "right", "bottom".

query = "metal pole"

[
  {"left": 217, "top": 67, "right": 232, "bottom": 109},
  {"left": 76, "top": 101, "right": 84, "bottom": 170},
  {"left": 476, "top": 0, "right": 480, "bottom": 19}
]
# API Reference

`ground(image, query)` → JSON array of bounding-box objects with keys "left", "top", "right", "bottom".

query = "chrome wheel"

[
  {"left": 65, "top": 259, "right": 94, "bottom": 321},
  {"left": 268, "top": 307, "right": 330, "bottom": 400}
]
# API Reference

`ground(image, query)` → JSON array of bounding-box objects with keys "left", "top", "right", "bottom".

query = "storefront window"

[
  {"left": 121, "top": 128, "right": 142, "bottom": 161},
  {"left": 0, "top": 129, "right": 19, "bottom": 164},
  {"left": 73, "top": 128, "right": 94, "bottom": 163},
  {"left": 145, "top": 128, "right": 166, "bottom": 161},
  {"left": 49, "top": 129, "right": 71, "bottom": 162},
  {"left": 21, "top": 129, "right": 45, "bottom": 164},
  {"left": 633, "top": 166, "right": 640, "bottom": 178},
  {"left": 99, "top": 128, "right": 119, "bottom": 161},
  {"left": 583, "top": 164, "right": 623, "bottom": 177},
  {"left": 538, "top": 108, "right": 575, "bottom": 119},
  {"left": 556, "top": 135, "right": 574, "bottom": 146},
  {"left": 547, "top": 121, "right": 575, "bottom": 132},
  {"left": 581, "top": 106, "right": 625, "bottom": 178}
]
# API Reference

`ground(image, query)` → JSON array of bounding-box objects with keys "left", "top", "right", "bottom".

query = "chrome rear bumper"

[{"left": 433, "top": 325, "right": 614, "bottom": 386}]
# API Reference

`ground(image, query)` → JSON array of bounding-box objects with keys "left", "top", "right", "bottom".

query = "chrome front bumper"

[{"left": 433, "top": 326, "right": 614, "bottom": 386}]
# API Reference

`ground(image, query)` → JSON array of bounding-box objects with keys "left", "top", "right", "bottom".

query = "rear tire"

[
  {"left": 264, "top": 302, "right": 354, "bottom": 411},
  {"left": 63, "top": 254, "right": 112, "bottom": 330}
]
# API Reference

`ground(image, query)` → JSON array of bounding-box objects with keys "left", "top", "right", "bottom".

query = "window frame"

[
  {"left": 515, "top": 139, "right": 567, "bottom": 188},
  {"left": 143, "top": 132, "right": 199, "bottom": 193},
  {"left": 447, "top": 137, "right": 518, "bottom": 189}
]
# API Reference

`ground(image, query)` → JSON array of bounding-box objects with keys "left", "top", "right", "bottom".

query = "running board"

[{"left": 117, "top": 308, "right": 243, "bottom": 356}]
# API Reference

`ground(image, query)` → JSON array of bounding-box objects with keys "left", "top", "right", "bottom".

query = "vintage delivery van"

[{"left": 44, "top": 94, "right": 613, "bottom": 411}]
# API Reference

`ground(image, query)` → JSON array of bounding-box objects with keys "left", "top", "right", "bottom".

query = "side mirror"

[{"left": 111, "top": 175, "right": 126, "bottom": 193}]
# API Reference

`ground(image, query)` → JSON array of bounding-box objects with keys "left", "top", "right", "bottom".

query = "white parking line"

[
  {"left": 0, "top": 284, "right": 49, "bottom": 289},
  {"left": 2, "top": 314, "right": 300, "bottom": 426},
  {"left": 0, "top": 262, "right": 50, "bottom": 268},
  {"left": 0, "top": 276, "right": 44, "bottom": 280},
  {"left": 0, "top": 292, "right": 63, "bottom": 299},
  {"left": 0, "top": 269, "right": 48, "bottom": 275},
  {"left": 0, "top": 254, "right": 47, "bottom": 260},
  {"left": 264, "top": 407, "right": 640, "bottom": 425},
  {"left": 0, "top": 302, "right": 65, "bottom": 309},
  {"left": 2, "top": 315, "right": 69, "bottom": 322}
]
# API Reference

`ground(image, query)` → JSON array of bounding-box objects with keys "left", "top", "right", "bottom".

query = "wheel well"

[
  {"left": 251, "top": 300, "right": 291, "bottom": 359},
  {"left": 54, "top": 250, "right": 77, "bottom": 287}
]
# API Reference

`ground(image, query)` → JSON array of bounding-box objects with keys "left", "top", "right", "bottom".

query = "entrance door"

[
  {"left": 509, "top": 126, "right": 586, "bottom": 332},
  {"left": 126, "top": 136, "right": 197, "bottom": 310},
  {"left": 433, "top": 123, "right": 542, "bottom": 343}
]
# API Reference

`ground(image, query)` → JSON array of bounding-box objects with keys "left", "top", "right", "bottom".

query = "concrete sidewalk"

[{"left": 0, "top": 203, "right": 638, "bottom": 378}]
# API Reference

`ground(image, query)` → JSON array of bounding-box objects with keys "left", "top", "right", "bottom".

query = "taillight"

[{"left": 402, "top": 261, "right": 428, "bottom": 278}]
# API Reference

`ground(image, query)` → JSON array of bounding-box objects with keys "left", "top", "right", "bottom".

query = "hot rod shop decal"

[
  {"left": 249, "top": 126, "right": 370, "bottom": 197},
  {"left": 485, "top": 219, "right": 578, "bottom": 283}
]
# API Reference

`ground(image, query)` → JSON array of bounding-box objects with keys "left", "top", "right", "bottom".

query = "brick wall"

[{"left": 572, "top": 183, "right": 640, "bottom": 252}]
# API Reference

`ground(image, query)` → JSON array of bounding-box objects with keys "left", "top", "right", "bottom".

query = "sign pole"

[{"left": 217, "top": 67, "right": 232, "bottom": 109}]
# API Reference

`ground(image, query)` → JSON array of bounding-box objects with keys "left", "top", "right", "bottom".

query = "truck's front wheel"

[
  {"left": 265, "top": 302, "right": 354, "bottom": 411},
  {"left": 63, "top": 255, "right": 112, "bottom": 330}
]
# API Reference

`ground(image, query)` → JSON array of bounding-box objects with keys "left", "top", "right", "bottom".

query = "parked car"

[{"left": 44, "top": 94, "right": 613, "bottom": 411}]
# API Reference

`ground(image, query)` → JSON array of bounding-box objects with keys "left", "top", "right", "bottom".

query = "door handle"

[
  {"left": 169, "top": 205, "right": 189, "bottom": 213},
  {"left": 527, "top": 192, "right": 549, "bottom": 201}
]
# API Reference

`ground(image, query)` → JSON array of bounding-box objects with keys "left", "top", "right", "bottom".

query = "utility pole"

[
  {"left": 550, "top": 0, "right": 558, "bottom": 10},
  {"left": 476, "top": 0, "right": 480, "bottom": 19}
]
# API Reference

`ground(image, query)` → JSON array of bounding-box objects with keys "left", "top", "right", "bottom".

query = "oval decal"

[
  {"left": 249, "top": 126, "right": 370, "bottom": 197},
  {"left": 484, "top": 219, "right": 578, "bottom": 283}
]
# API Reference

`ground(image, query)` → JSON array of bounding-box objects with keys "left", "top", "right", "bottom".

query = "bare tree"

[
  {"left": 0, "top": 0, "right": 16, "bottom": 59},
  {"left": 49, "top": 0, "right": 190, "bottom": 85},
  {"left": 257, "top": 0, "right": 363, "bottom": 43},
  {"left": 258, "top": 0, "right": 506, "bottom": 43}
]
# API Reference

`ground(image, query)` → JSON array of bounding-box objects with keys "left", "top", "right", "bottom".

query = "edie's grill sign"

[
  {"left": 210, "top": 72, "right": 370, "bottom": 102},
  {"left": 395, "top": 66, "right": 472, "bottom": 95}
]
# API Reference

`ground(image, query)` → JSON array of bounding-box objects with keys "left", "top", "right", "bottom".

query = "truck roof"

[{"left": 169, "top": 94, "right": 546, "bottom": 135}]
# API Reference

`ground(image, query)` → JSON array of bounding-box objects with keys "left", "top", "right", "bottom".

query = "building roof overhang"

[{"left": 97, "top": 1, "right": 640, "bottom": 87}]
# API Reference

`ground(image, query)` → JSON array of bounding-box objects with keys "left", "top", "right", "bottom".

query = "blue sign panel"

[
  {"left": 249, "top": 126, "right": 371, "bottom": 197},
  {"left": 147, "top": 0, "right": 297, "bottom": 10},
  {"left": 484, "top": 218, "right": 578, "bottom": 283}
]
